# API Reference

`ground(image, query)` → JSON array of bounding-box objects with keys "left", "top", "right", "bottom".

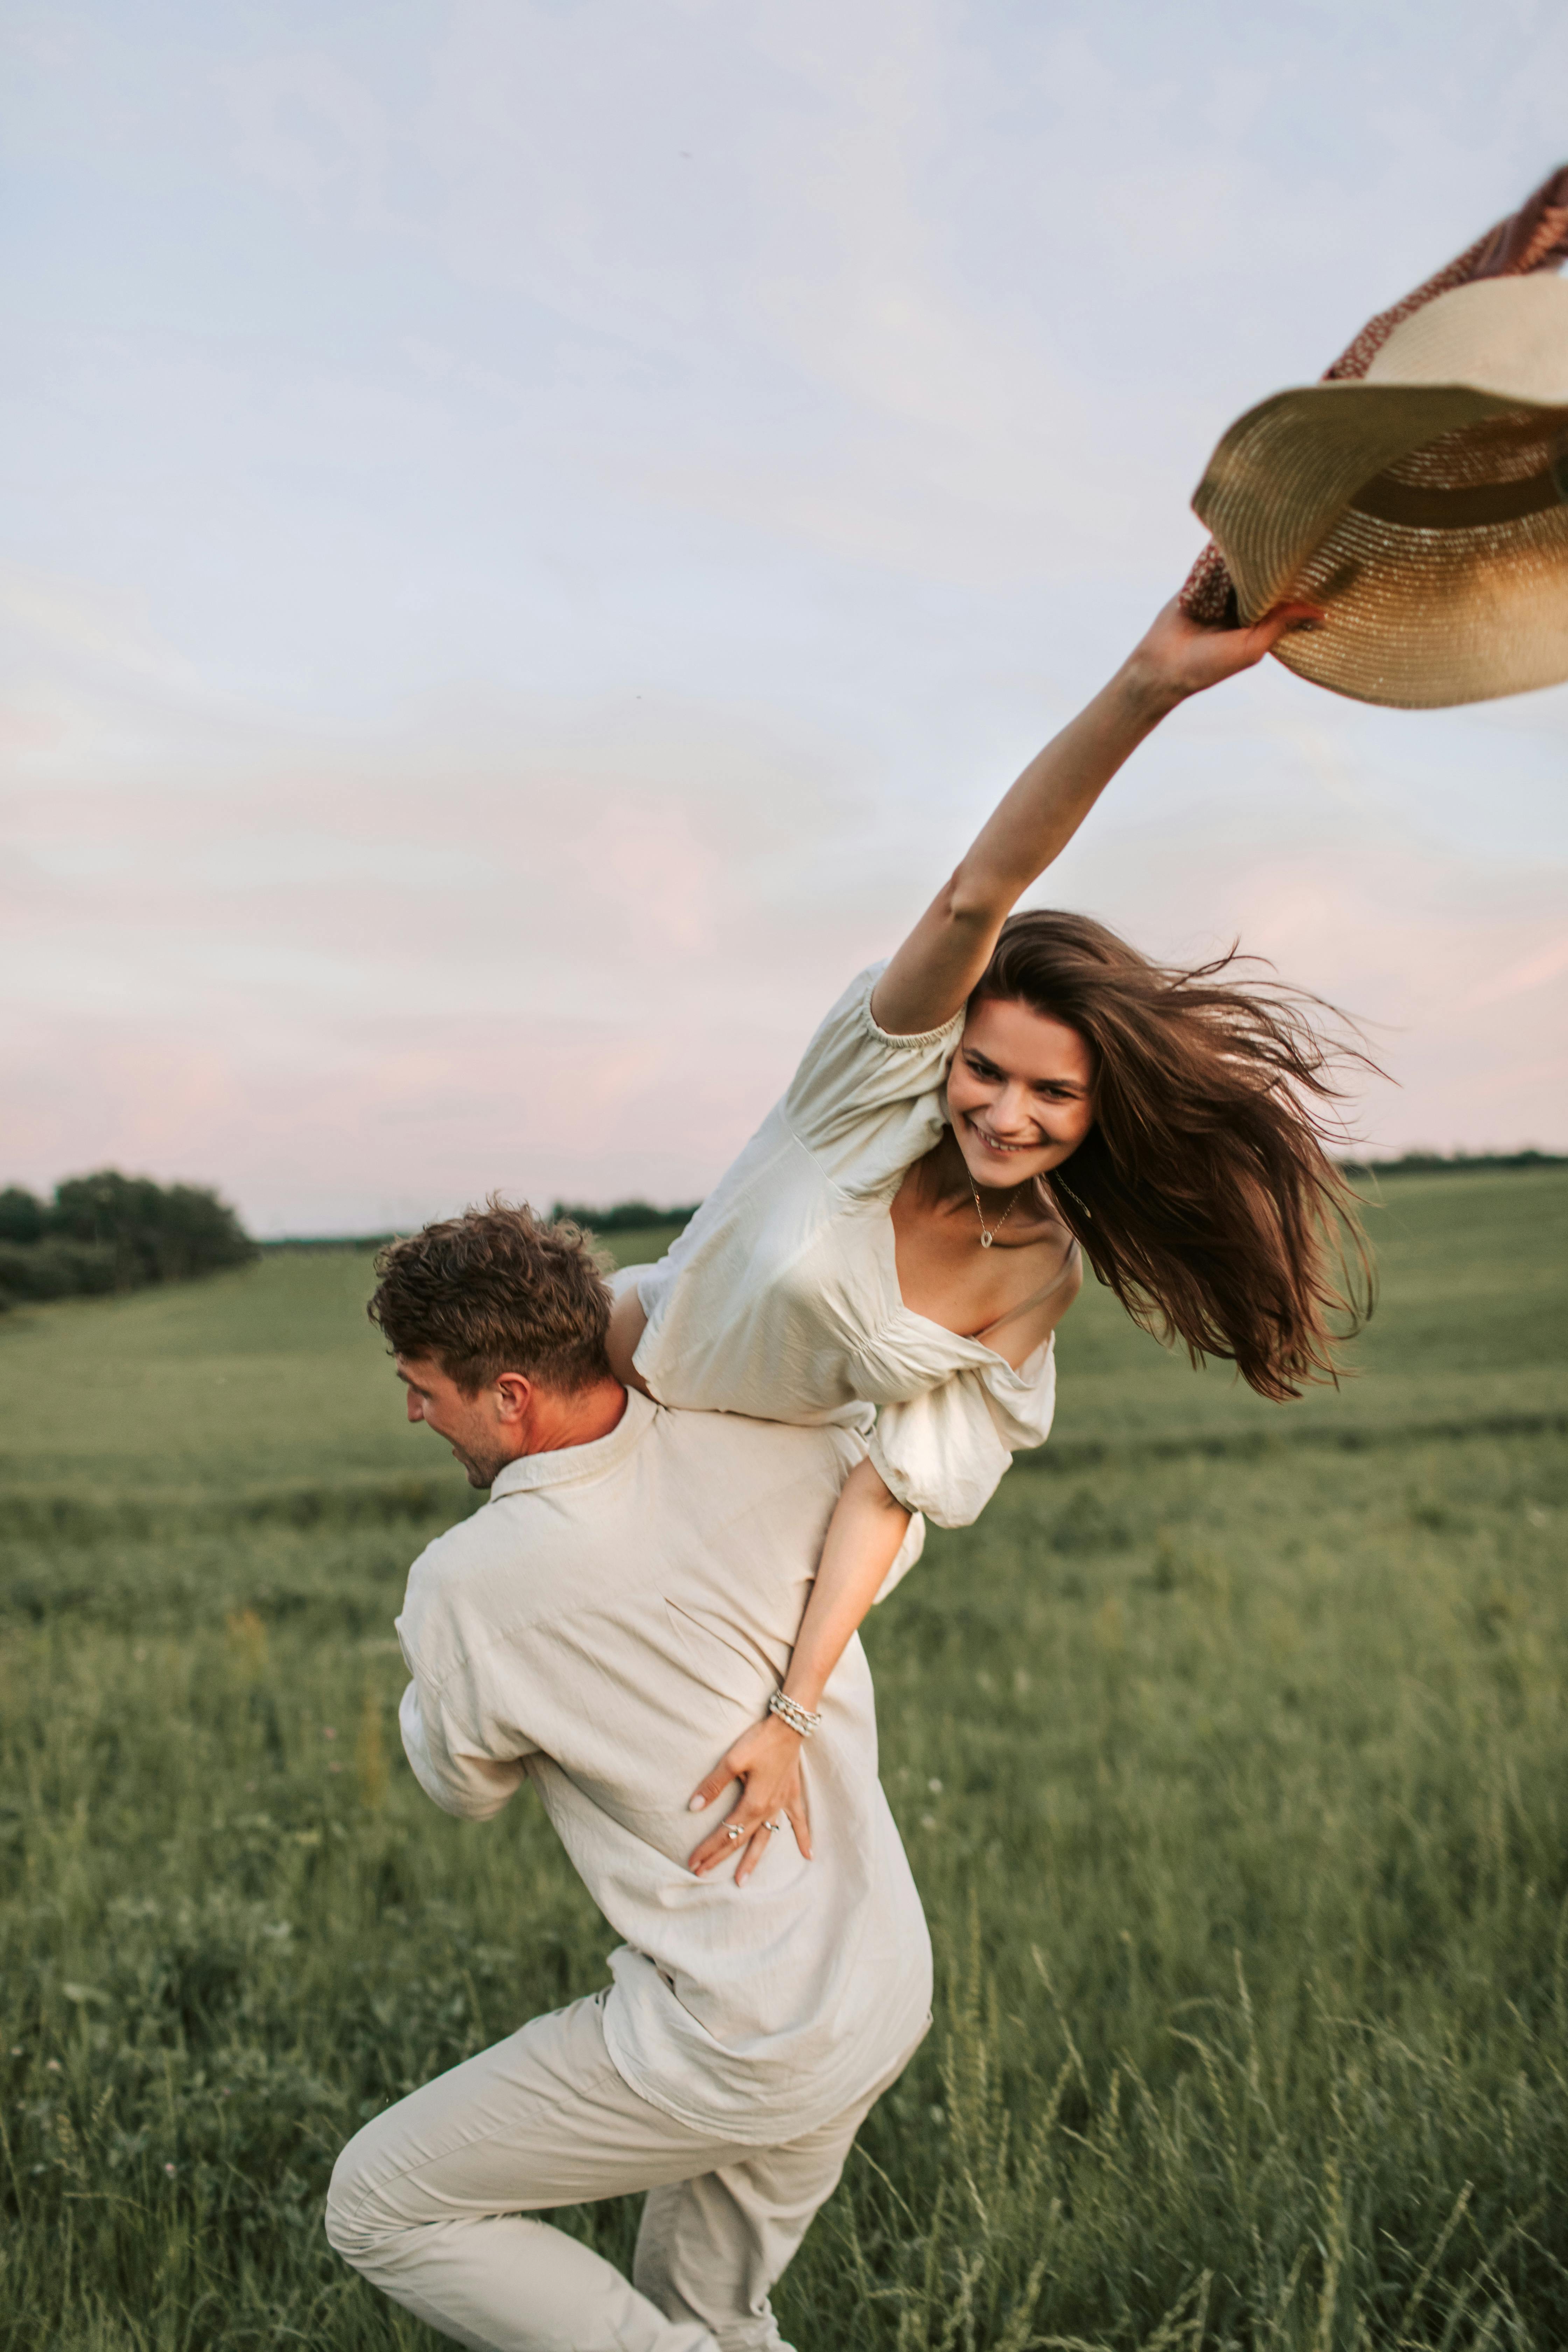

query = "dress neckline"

[{"left": 870, "top": 1209, "right": 1070, "bottom": 1382}]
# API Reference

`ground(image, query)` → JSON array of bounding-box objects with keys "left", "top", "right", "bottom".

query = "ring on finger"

[{"left": 724, "top": 1825, "right": 743, "bottom": 1842}]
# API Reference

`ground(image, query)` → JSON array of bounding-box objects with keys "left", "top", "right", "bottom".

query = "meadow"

[{"left": 2, "top": 1171, "right": 1566, "bottom": 2351}]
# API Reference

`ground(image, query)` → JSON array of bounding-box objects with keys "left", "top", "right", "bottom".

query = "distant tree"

[
  {"left": 46, "top": 1170, "right": 259, "bottom": 1291},
  {"left": 0, "top": 1239, "right": 117, "bottom": 1302},
  {"left": 0, "top": 1186, "right": 45, "bottom": 1245},
  {"left": 49, "top": 1171, "right": 164, "bottom": 1289},
  {"left": 141, "top": 1182, "right": 261, "bottom": 1281}
]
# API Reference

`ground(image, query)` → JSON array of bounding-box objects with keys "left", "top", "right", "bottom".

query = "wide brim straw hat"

[{"left": 1180, "top": 167, "right": 1568, "bottom": 708}]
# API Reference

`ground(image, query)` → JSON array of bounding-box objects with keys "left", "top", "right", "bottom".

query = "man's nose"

[{"left": 405, "top": 1390, "right": 422, "bottom": 1422}]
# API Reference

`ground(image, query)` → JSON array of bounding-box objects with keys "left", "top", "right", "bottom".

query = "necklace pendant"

[{"left": 979, "top": 1231, "right": 992, "bottom": 1247}]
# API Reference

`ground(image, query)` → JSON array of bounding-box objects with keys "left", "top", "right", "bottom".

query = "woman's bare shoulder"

[
  {"left": 999, "top": 1182, "right": 1077, "bottom": 1255},
  {"left": 977, "top": 1215, "right": 1081, "bottom": 1363}
]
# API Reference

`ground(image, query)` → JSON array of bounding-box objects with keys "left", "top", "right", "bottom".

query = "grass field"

[{"left": 2, "top": 1173, "right": 1566, "bottom": 2350}]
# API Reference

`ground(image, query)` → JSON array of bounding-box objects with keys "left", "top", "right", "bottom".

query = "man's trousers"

[{"left": 326, "top": 1988, "right": 924, "bottom": 2352}]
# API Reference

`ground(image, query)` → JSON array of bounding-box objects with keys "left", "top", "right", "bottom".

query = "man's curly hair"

[{"left": 367, "top": 1199, "right": 612, "bottom": 1395}]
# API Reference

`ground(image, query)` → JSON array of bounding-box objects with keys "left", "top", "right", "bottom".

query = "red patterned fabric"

[{"left": 1179, "top": 166, "right": 1568, "bottom": 622}]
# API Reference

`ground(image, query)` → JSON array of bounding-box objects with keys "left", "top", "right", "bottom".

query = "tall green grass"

[{"left": 2, "top": 1173, "right": 1566, "bottom": 2349}]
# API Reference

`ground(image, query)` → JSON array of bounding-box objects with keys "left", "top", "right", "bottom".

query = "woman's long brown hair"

[{"left": 975, "top": 910, "right": 1374, "bottom": 1401}]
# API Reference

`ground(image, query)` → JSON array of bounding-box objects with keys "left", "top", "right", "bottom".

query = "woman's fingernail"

[{"left": 688, "top": 1795, "right": 705, "bottom": 1812}]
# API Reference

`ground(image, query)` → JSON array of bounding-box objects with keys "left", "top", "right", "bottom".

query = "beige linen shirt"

[
  {"left": 395, "top": 1392, "right": 932, "bottom": 2145},
  {"left": 631, "top": 963, "right": 1062, "bottom": 1528}
]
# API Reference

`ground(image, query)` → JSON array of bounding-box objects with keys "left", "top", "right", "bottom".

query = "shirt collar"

[{"left": 486, "top": 1386, "right": 653, "bottom": 1499}]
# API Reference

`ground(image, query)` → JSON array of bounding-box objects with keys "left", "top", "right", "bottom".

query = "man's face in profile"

[{"left": 396, "top": 1356, "right": 513, "bottom": 1489}]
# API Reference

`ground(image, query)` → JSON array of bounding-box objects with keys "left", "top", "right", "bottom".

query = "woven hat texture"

[{"left": 1179, "top": 166, "right": 1568, "bottom": 708}]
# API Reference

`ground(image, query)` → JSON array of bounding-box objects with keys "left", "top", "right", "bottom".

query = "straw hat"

[{"left": 1181, "top": 167, "right": 1568, "bottom": 708}]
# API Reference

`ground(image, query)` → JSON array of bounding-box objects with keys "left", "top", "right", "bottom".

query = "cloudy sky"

[{"left": 4, "top": 0, "right": 1566, "bottom": 1234}]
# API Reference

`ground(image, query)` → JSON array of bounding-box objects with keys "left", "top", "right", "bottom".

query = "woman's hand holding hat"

[
  {"left": 1178, "top": 163, "right": 1568, "bottom": 709},
  {"left": 1130, "top": 594, "right": 1326, "bottom": 707}
]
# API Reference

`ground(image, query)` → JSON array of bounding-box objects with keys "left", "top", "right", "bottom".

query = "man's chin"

[{"left": 452, "top": 1449, "right": 497, "bottom": 1491}]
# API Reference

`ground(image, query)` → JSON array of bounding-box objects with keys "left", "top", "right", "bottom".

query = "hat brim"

[{"left": 1193, "top": 381, "right": 1568, "bottom": 707}]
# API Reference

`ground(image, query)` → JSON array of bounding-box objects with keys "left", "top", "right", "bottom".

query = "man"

[{"left": 326, "top": 1202, "right": 931, "bottom": 2352}]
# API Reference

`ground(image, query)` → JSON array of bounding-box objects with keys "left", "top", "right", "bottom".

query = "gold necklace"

[{"left": 968, "top": 1176, "right": 1020, "bottom": 1249}]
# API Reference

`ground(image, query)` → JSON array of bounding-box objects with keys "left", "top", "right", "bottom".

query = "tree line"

[
  {"left": 0, "top": 1171, "right": 257, "bottom": 1309},
  {"left": 549, "top": 1199, "right": 701, "bottom": 1233},
  {"left": 1341, "top": 1148, "right": 1565, "bottom": 1178}
]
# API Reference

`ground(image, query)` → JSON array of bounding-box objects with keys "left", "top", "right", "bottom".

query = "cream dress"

[{"left": 631, "top": 964, "right": 1073, "bottom": 1535}]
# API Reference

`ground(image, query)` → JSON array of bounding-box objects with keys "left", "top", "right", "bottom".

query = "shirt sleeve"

[
  {"left": 781, "top": 964, "right": 966, "bottom": 1180},
  {"left": 398, "top": 1676, "right": 534, "bottom": 1821},
  {"left": 395, "top": 1542, "right": 540, "bottom": 1821},
  {"left": 867, "top": 1340, "right": 1058, "bottom": 1528}
]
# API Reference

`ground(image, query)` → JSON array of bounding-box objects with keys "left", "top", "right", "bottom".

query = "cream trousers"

[{"left": 326, "top": 1989, "right": 924, "bottom": 2352}]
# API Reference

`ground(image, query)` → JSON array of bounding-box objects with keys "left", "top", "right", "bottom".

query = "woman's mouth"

[{"left": 968, "top": 1120, "right": 1035, "bottom": 1156}]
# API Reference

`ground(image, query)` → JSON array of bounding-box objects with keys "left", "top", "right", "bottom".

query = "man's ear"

[{"left": 493, "top": 1372, "right": 533, "bottom": 1423}]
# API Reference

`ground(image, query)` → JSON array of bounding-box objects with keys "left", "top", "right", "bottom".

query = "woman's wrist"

[
  {"left": 1111, "top": 646, "right": 1190, "bottom": 724},
  {"left": 771, "top": 1689, "right": 821, "bottom": 1737},
  {"left": 781, "top": 1671, "right": 826, "bottom": 1714}
]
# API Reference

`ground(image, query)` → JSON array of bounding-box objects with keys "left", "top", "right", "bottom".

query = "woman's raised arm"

[{"left": 869, "top": 596, "right": 1321, "bottom": 1039}]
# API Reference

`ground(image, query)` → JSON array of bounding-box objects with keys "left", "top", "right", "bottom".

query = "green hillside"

[
  {"left": 0, "top": 1176, "right": 1558, "bottom": 1509},
  {"left": 1, "top": 1173, "right": 1565, "bottom": 2348}
]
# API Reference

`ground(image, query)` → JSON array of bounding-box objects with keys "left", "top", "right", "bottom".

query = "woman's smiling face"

[{"left": 946, "top": 996, "right": 1096, "bottom": 1188}]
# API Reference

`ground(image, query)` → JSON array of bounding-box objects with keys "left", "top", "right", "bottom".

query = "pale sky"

[{"left": 4, "top": 0, "right": 1565, "bottom": 1234}]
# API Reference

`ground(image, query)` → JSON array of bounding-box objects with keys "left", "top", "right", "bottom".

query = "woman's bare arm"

[
  {"left": 870, "top": 596, "right": 1321, "bottom": 1039},
  {"left": 687, "top": 1458, "right": 912, "bottom": 1884},
  {"left": 606, "top": 1281, "right": 654, "bottom": 1398},
  {"left": 778, "top": 1458, "right": 912, "bottom": 1715}
]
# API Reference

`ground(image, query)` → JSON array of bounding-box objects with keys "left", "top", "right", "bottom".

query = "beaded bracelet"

[{"left": 768, "top": 1690, "right": 822, "bottom": 1739}]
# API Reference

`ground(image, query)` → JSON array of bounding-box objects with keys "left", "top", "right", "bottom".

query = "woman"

[{"left": 607, "top": 593, "right": 1364, "bottom": 1882}]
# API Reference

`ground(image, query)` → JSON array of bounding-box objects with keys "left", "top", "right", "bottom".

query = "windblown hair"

[
  {"left": 368, "top": 1199, "right": 612, "bottom": 1395},
  {"left": 974, "top": 911, "right": 1374, "bottom": 1401}
]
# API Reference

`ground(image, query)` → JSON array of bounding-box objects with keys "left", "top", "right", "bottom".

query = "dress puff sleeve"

[
  {"left": 630, "top": 963, "right": 964, "bottom": 1389},
  {"left": 868, "top": 1338, "right": 1059, "bottom": 1528},
  {"left": 781, "top": 964, "right": 966, "bottom": 1189}
]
